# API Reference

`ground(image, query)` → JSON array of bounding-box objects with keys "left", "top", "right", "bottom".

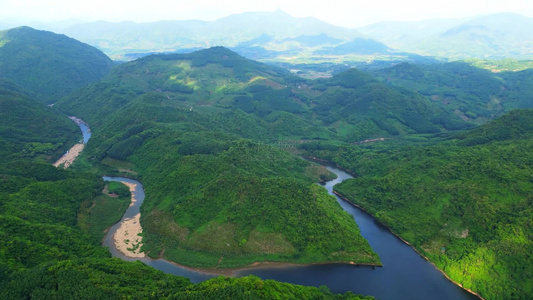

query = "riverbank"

[
  {"left": 53, "top": 116, "right": 90, "bottom": 168},
  {"left": 103, "top": 165, "right": 479, "bottom": 299},
  {"left": 113, "top": 181, "right": 145, "bottom": 258},
  {"left": 333, "top": 190, "right": 483, "bottom": 300},
  {"left": 53, "top": 143, "right": 84, "bottom": 168},
  {"left": 151, "top": 253, "right": 380, "bottom": 277},
  {"left": 104, "top": 176, "right": 381, "bottom": 274}
]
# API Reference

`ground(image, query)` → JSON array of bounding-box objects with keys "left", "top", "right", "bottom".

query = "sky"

[{"left": 1, "top": 0, "right": 533, "bottom": 28}]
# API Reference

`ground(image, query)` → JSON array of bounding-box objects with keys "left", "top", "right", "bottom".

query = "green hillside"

[
  {"left": 0, "top": 79, "right": 79, "bottom": 163},
  {"left": 133, "top": 135, "right": 378, "bottom": 267},
  {"left": 0, "top": 155, "right": 368, "bottom": 299},
  {"left": 58, "top": 47, "right": 466, "bottom": 143},
  {"left": 0, "top": 79, "right": 368, "bottom": 299},
  {"left": 311, "top": 110, "right": 533, "bottom": 299},
  {"left": 55, "top": 48, "right": 380, "bottom": 268},
  {"left": 2, "top": 22, "right": 532, "bottom": 299},
  {"left": 0, "top": 26, "right": 113, "bottom": 103},
  {"left": 311, "top": 68, "right": 470, "bottom": 140},
  {"left": 370, "top": 61, "right": 533, "bottom": 123}
]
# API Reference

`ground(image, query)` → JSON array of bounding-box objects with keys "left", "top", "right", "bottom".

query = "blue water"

[
  {"left": 236, "top": 165, "right": 479, "bottom": 299},
  {"left": 88, "top": 112, "right": 477, "bottom": 299},
  {"left": 101, "top": 168, "right": 478, "bottom": 299},
  {"left": 101, "top": 176, "right": 215, "bottom": 283},
  {"left": 79, "top": 122, "right": 91, "bottom": 144}
]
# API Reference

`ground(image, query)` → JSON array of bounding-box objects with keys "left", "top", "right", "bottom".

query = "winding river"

[
  {"left": 73, "top": 121, "right": 478, "bottom": 299},
  {"left": 236, "top": 164, "right": 479, "bottom": 299},
  {"left": 101, "top": 170, "right": 478, "bottom": 300}
]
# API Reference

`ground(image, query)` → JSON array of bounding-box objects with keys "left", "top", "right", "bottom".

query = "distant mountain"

[
  {"left": 282, "top": 33, "right": 343, "bottom": 47},
  {"left": 0, "top": 26, "right": 113, "bottom": 103},
  {"left": 315, "top": 38, "right": 393, "bottom": 55},
  {"left": 208, "top": 10, "right": 359, "bottom": 40},
  {"left": 59, "top": 11, "right": 361, "bottom": 60},
  {"left": 410, "top": 13, "right": 533, "bottom": 59},
  {"left": 357, "top": 18, "right": 464, "bottom": 49},
  {"left": 358, "top": 13, "right": 533, "bottom": 59}
]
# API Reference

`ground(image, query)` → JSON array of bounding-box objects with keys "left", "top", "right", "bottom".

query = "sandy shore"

[
  {"left": 113, "top": 181, "right": 145, "bottom": 258},
  {"left": 53, "top": 143, "right": 85, "bottom": 168},
  {"left": 114, "top": 213, "right": 145, "bottom": 258},
  {"left": 120, "top": 182, "right": 138, "bottom": 207}
]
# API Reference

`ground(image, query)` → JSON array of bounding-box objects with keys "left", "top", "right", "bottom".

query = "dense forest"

[
  {"left": 368, "top": 61, "right": 533, "bottom": 125},
  {"left": 0, "top": 27, "right": 114, "bottom": 103},
  {"left": 0, "top": 28, "right": 371, "bottom": 299},
  {"left": 1, "top": 25, "right": 533, "bottom": 299},
  {"left": 302, "top": 110, "right": 533, "bottom": 299},
  {"left": 55, "top": 48, "right": 381, "bottom": 268}
]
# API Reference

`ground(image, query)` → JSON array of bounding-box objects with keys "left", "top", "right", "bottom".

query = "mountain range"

[
  {"left": 4, "top": 11, "right": 528, "bottom": 61},
  {"left": 1, "top": 22, "right": 533, "bottom": 299},
  {"left": 361, "top": 13, "right": 533, "bottom": 59}
]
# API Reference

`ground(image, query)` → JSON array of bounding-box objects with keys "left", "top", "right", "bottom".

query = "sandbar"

[
  {"left": 53, "top": 143, "right": 85, "bottom": 168},
  {"left": 113, "top": 181, "right": 145, "bottom": 257}
]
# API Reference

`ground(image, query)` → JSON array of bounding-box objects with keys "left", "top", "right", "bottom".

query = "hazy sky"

[{"left": 2, "top": 0, "right": 533, "bottom": 28}]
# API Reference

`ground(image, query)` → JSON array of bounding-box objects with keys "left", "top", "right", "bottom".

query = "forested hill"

[
  {"left": 369, "top": 62, "right": 533, "bottom": 124},
  {"left": 0, "top": 26, "right": 114, "bottom": 103},
  {"left": 57, "top": 46, "right": 469, "bottom": 142},
  {"left": 54, "top": 46, "right": 381, "bottom": 269},
  {"left": 311, "top": 68, "right": 470, "bottom": 140},
  {"left": 0, "top": 61, "right": 370, "bottom": 300},
  {"left": 312, "top": 109, "right": 533, "bottom": 299},
  {"left": 0, "top": 79, "right": 79, "bottom": 163}
]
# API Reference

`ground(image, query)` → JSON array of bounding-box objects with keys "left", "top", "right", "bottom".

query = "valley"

[{"left": 1, "top": 16, "right": 532, "bottom": 299}]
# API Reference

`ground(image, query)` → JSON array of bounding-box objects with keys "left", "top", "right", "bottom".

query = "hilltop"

[
  {"left": 56, "top": 47, "right": 381, "bottom": 268},
  {"left": 58, "top": 47, "right": 468, "bottom": 143},
  {"left": 0, "top": 26, "right": 113, "bottom": 103}
]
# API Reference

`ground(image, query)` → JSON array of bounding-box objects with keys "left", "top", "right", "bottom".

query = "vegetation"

[
  {"left": 134, "top": 137, "right": 378, "bottom": 267},
  {"left": 77, "top": 181, "right": 131, "bottom": 242},
  {"left": 53, "top": 47, "right": 383, "bottom": 267},
  {"left": 306, "top": 110, "right": 533, "bottom": 300},
  {"left": 57, "top": 47, "right": 467, "bottom": 145},
  {"left": 4, "top": 26, "right": 533, "bottom": 298},
  {"left": 311, "top": 68, "right": 470, "bottom": 140},
  {"left": 1, "top": 259, "right": 370, "bottom": 299},
  {"left": 0, "top": 67, "right": 370, "bottom": 298},
  {"left": 370, "top": 61, "right": 533, "bottom": 123},
  {"left": 0, "top": 26, "right": 113, "bottom": 103},
  {"left": 0, "top": 79, "right": 80, "bottom": 163}
]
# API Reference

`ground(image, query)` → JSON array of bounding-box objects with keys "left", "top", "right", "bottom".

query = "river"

[
  {"left": 73, "top": 120, "right": 477, "bottom": 299},
  {"left": 101, "top": 170, "right": 478, "bottom": 300},
  {"left": 236, "top": 164, "right": 479, "bottom": 299}
]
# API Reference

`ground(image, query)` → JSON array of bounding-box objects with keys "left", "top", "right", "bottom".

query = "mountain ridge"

[{"left": 0, "top": 26, "right": 114, "bottom": 103}]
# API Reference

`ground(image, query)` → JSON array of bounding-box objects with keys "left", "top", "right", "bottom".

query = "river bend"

[{"left": 74, "top": 119, "right": 477, "bottom": 299}]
